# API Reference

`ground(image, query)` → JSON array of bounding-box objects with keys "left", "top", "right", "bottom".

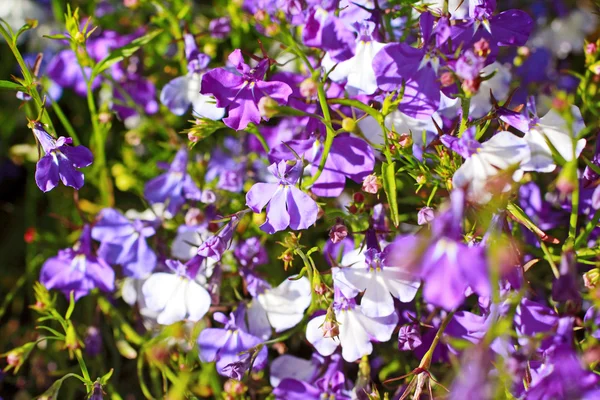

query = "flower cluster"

[{"left": 3, "top": 0, "right": 600, "bottom": 399}]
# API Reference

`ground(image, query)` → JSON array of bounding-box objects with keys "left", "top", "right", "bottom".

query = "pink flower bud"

[
  {"left": 362, "top": 174, "right": 381, "bottom": 194},
  {"left": 329, "top": 223, "right": 348, "bottom": 243}
]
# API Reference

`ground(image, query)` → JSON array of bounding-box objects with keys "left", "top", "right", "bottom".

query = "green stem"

[
  {"left": 302, "top": 82, "right": 335, "bottom": 188},
  {"left": 418, "top": 311, "right": 454, "bottom": 369},
  {"left": 575, "top": 207, "right": 600, "bottom": 248},
  {"left": 457, "top": 97, "right": 471, "bottom": 138},
  {"left": 540, "top": 242, "right": 560, "bottom": 279},
  {"left": 49, "top": 94, "right": 80, "bottom": 145},
  {"left": 247, "top": 124, "right": 270, "bottom": 154}
]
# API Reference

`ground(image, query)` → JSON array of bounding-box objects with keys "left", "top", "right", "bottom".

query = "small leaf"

[
  {"left": 91, "top": 29, "right": 163, "bottom": 78},
  {"left": 0, "top": 80, "right": 25, "bottom": 92},
  {"left": 382, "top": 162, "right": 400, "bottom": 227},
  {"left": 65, "top": 290, "right": 76, "bottom": 320}
]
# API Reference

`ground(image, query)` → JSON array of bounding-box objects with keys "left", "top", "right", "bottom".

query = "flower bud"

[
  {"left": 329, "top": 223, "right": 348, "bottom": 244},
  {"left": 517, "top": 46, "right": 531, "bottom": 58},
  {"left": 586, "top": 43, "right": 598, "bottom": 55},
  {"left": 258, "top": 96, "right": 279, "bottom": 119},
  {"left": 362, "top": 174, "right": 381, "bottom": 194},
  {"left": 556, "top": 161, "right": 578, "bottom": 195},
  {"left": 299, "top": 78, "right": 318, "bottom": 98},
  {"left": 341, "top": 117, "right": 356, "bottom": 133},
  {"left": 462, "top": 78, "right": 481, "bottom": 96},
  {"left": 322, "top": 318, "right": 339, "bottom": 338},
  {"left": 584, "top": 268, "right": 600, "bottom": 289},
  {"left": 440, "top": 72, "right": 455, "bottom": 87},
  {"left": 417, "top": 207, "right": 435, "bottom": 225},
  {"left": 398, "top": 133, "right": 412, "bottom": 148},
  {"left": 185, "top": 208, "right": 204, "bottom": 226},
  {"left": 353, "top": 192, "right": 365, "bottom": 203},
  {"left": 416, "top": 175, "right": 426, "bottom": 185},
  {"left": 474, "top": 38, "right": 491, "bottom": 58}
]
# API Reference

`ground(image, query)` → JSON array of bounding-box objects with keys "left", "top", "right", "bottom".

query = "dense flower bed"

[{"left": 1, "top": 0, "right": 600, "bottom": 399}]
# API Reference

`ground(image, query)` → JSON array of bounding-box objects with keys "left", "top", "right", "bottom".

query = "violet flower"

[
  {"left": 302, "top": 4, "right": 355, "bottom": 63},
  {"left": 246, "top": 160, "right": 318, "bottom": 234},
  {"left": 40, "top": 225, "right": 115, "bottom": 301},
  {"left": 200, "top": 49, "right": 293, "bottom": 130},
  {"left": 144, "top": 147, "right": 202, "bottom": 215},
  {"left": 398, "top": 324, "right": 423, "bottom": 351},
  {"left": 31, "top": 122, "right": 93, "bottom": 192},
  {"left": 197, "top": 305, "right": 268, "bottom": 378},
  {"left": 91, "top": 208, "right": 157, "bottom": 278},
  {"left": 160, "top": 33, "right": 225, "bottom": 119}
]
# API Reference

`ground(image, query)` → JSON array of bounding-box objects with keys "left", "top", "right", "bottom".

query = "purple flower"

[
  {"left": 209, "top": 17, "right": 231, "bottom": 39},
  {"left": 144, "top": 147, "right": 202, "bottom": 215},
  {"left": 372, "top": 12, "right": 444, "bottom": 119},
  {"left": 85, "top": 327, "right": 102, "bottom": 358},
  {"left": 302, "top": 5, "right": 355, "bottom": 63},
  {"left": 398, "top": 324, "right": 422, "bottom": 351},
  {"left": 31, "top": 122, "right": 93, "bottom": 192},
  {"left": 200, "top": 50, "right": 293, "bottom": 130},
  {"left": 91, "top": 208, "right": 157, "bottom": 278},
  {"left": 46, "top": 50, "right": 101, "bottom": 97},
  {"left": 196, "top": 215, "right": 239, "bottom": 261},
  {"left": 197, "top": 305, "right": 268, "bottom": 378},
  {"left": 246, "top": 160, "right": 318, "bottom": 234},
  {"left": 234, "top": 237, "right": 268, "bottom": 268},
  {"left": 525, "top": 345, "right": 600, "bottom": 400},
  {"left": 40, "top": 225, "right": 115, "bottom": 301},
  {"left": 417, "top": 207, "right": 435, "bottom": 225},
  {"left": 112, "top": 74, "right": 159, "bottom": 121}
]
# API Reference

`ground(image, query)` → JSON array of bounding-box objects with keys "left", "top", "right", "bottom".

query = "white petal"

[
  {"left": 157, "top": 279, "right": 187, "bottom": 325},
  {"left": 306, "top": 315, "right": 339, "bottom": 356},
  {"left": 184, "top": 280, "right": 211, "bottom": 322},
  {"left": 338, "top": 309, "right": 373, "bottom": 362},
  {"left": 246, "top": 300, "right": 272, "bottom": 341},
  {"left": 258, "top": 276, "right": 311, "bottom": 332},
  {"left": 358, "top": 274, "right": 395, "bottom": 318}
]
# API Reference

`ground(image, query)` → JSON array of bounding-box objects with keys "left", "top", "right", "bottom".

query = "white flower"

[
  {"left": 256, "top": 276, "right": 311, "bottom": 332},
  {"left": 520, "top": 106, "right": 586, "bottom": 173},
  {"left": 470, "top": 63, "right": 512, "bottom": 119},
  {"left": 142, "top": 272, "right": 211, "bottom": 325},
  {"left": 322, "top": 40, "right": 386, "bottom": 95},
  {"left": 160, "top": 73, "right": 225, "bottom": 120},
  {"left": 333, "top": 247, "right": 420, "bottom": 318},
  {"left": 306, "top": 305, "right": 398, "bottom": 362},
  {"left": 453, "top": 131, "right": 531, "bottom": 203}
]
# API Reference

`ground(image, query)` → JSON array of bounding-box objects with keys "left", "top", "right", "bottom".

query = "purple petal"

[
  {"left": 246, "top": 182, "right": 279, "bottom": 213},
  {"left": 57, "top": 155, "right": 85, "bottom": 189},
  {"left": 35, "top": 154, "right": 59, "bottom": 192},
  {"left": 287, "top": 186, "right": 318, "bottom": 230},
  {"left": 160, "top": 75, "right": 191, "bottom": 115},
  {"left": 200, "top": 68, "right": 245, "bottom": 108},
  {"left": 261, "top": 187, "right": 290, "bottom": 234},
  {"left": 61, "top": 145, "right": 94, "bottom": 168},
  {"left": 489, "top": 10, "right": 533, "bottom": 47}
]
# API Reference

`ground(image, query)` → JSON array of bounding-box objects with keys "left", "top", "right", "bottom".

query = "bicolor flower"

[
  {"left": 246, "top": 160, "right": 318, "bottom": 234},
  {"left": 321, "top": 22, "right": 386, "bottom": 95},
  {"left": 197, "top": 305, "right": 268, "bottom": 378},
  {"left": 499, "top": 100, "right": 586, "bottom": 173},
  {"left": 144, "top": 147, "right": 202, "bottom": 215},
  {"left": 141, "top": 259, "right": 211, "bottom": 325},
  {"left": 333, "top": 242, "right": 420, "bottom": 318},
  {"left": 91, "top": 208, "right": 157, "bottom": 278},
  {"left": 200, "top": 49, "right": 293, "bottom": 130},
  {"left": 40, "top": 225, "right": 114, "bottom": 301},
  {"left": 31, "top": 122, "right": 93, "bottom": 192},
  {"left": 306, "top": 291, "right": 398, "bottom": 362},
  {"left": 160, "top": 34, "right": 225, "bottom": 119},
  {"left": 450, "top": 130, "right": 531, "bottom": 203}
]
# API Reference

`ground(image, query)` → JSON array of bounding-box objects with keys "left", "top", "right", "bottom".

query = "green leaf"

[
  {"left": 91, "top": 29, "right": 163, "bottom": 78},
  {"left": 382, "top": 162, "right": 400, "bottom": 227},
  {"left": 65, "top": 290, "right": 76, "bottom": 320},
  {"left": 0, "top": 80, "right": 25, "bottom": 92}
]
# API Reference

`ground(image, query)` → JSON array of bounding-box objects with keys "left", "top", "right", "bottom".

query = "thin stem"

[
  {"left": 49, "top": 94, "right": 80, "bottom": 145},
  {"left": 575, "top": 207, "right": 600, "bottom": 248},
  {"left": 457, "top": 97, "right": 471, "bottom": 138},
  {"left": 540, "top": 241, "right": 560, "bottom": 279}
]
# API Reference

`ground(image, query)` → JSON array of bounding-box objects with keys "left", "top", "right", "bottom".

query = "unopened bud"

[
  {"left": 258, "top": 96, "right": 279, "bottom": 119},
  {"left": 584, "top": 268, "right": 600, "bottom": 289},
  {"left": 417, "top": 207, "right": 435, "bottom": 225},
  {"left": 416, "top": 175, "right": 426, "bottom": 185},
  {"left": 556, "top": 161, "right": 578, "bottom": 195},
  {"left": 329, "top": 223, "right": 348, "bottom": 243},
  {"left": 74, "top": 31, "right": 85, "bottom": 44},
  {"left": 6, "top": 351, "right": 20, "bottom": 367},
  {"left": 341, "top": 117, "right": 356, "bottom": 133},
  {"left": 322, "top": 319, "right": 339, "bottom": 338},
  {"left": 185, "top": 208, "right": 204, "bottom": 226},
  {"left": 440, "top": 72, "right": 455, "bottom": 87},
  {"left": 517, "top": 46, "right": 531, "bottom": 58},
  {"left": 353, "top": 192, "right": 365, "bottom": 203},
  {"left": 474, "top": 38, "right": 491, "bottom": 58},
  {"left": 362, "top": 174, "right": 381, "bottom": 194},
  {"left": 462, "top": 78, "right": 481, "bottom": 95},
  {"left": 299, "top": 78, "right": 318, "bottom": 98},
  {"left": 587, "top": 43, "right": 598, "bottom": 55},
  {"left": 398, "top": 133, "right": 412, "bottom": 148}
]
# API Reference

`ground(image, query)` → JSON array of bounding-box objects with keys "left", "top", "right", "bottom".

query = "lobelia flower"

[
  {"left": 321, "top": 21, "right": 386, "bottom": 95},
  {"left": 398, "top": 324, "right": 423, "bottom": 351},
  {"left": 160, "top": 33, "right": 225, "bottom": 119},
  {"left": 332, "top": 241, "right": 420, "bottom": 318},
  {"left": 302, "top": 3, "right": 356, "bottom": 63},
  {"left": 448, "top": 129, "right": 531, "bottom": 204},
  {"left": 205, "top": 137, "right": 247, "bottom": 192},
  {"left": 306, "top": 289, "right": 398, "bottom": 362},
  {"left": 31, "top": 122, "right": 94, "bottom": 192},
  {"left": 372, "top": 12, "right": 447, "bottom": 119},
  {"left": 197, "top": 305, "right": 268, "bottom": 378},
  {"left": 144, "top": 147, "right": 202, "bottom": 215},
  {"left": 269, "top": 134, "right": 375, "bottom": 198},
  {"left": 253, "top": 276, "right": 311, "bottom": 332},
  {"left": 412, "top": 190, "right": 492, "bottom": 310},
  {"left": 272, "top": 353, "right": 353, "bottom": 400},
  {"left": 246, "top": 160, "right": 318, "bottom": 234},
  {"left": 196, "top": 215, "right": 239, "bottom": 261},
  {"left": 141, "top": 259, "right": 211, "bottom": 325},
  {"left": 200, "top": 49, "right": 293, "bottom": 130},
  {"left": 40, "top": 225, "right": 115, "bottom": 301},
  {"left": 498, "top": 98, "right": 586, "bottom": 173},
  {"left": 91, "top": 208, "right": 157, "bottom": 278}
]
